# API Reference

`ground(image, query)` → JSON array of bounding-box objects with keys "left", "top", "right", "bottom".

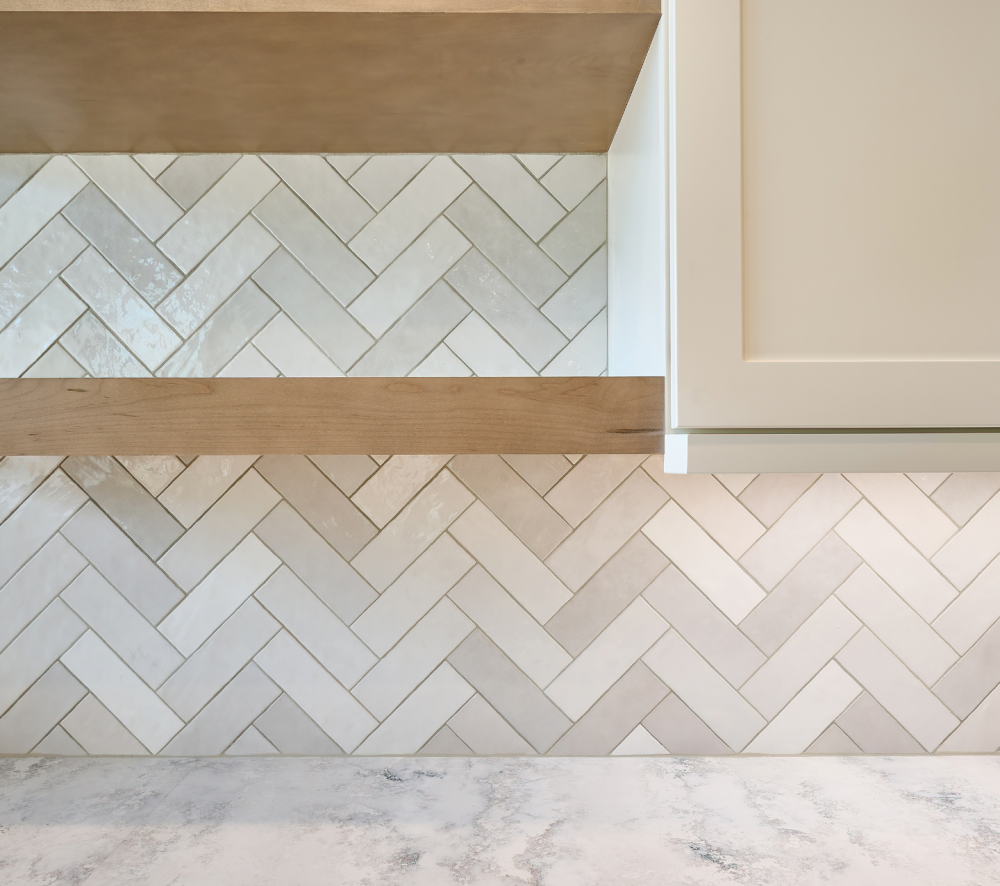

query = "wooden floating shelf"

[
  {"left": 0, "top": 376, "right": 665, "bottom": 455},
  {"left": 0, "top": 1, "right": 659, "bottom": 153}
]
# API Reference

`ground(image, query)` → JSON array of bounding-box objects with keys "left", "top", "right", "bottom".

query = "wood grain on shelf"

[
  {"left": 0, "top": 377, "right": 665, "bottom": 455},
  {"left": 0, "top": 10, "right": 659, "bottom": 153}
]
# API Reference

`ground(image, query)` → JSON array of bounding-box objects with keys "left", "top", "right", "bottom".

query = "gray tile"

[
  {"left": 0, "top": 535, "right": 86, "bottom": 652},
  {"left": 307, "top": 455, "right": 378, "bottom": 497},
  {"left": 540, "top": 308, "right": 607, "bottom": 375},
  {"left": 115, "top": 456, "right": 185, "bottom": 497},
  {"left": 418, "top": 725, "right": 473, "bottom": 756},
  {"left": 444, "top": 185, "right": 567, "bottom": 306},
  {"left": 254, "top": 694, "right": 343, "bottom": 755},
  {"left": 156, "top": 154, "right": 239, "bottom": 210},
  {"left": 933, "top": 619, "right": 1000, "bottom": 719},
  {"left": 326, "top": 155, "right": 370, "bottom": 179},
  {"left": 541, "top": 245, "right": 607, "bottom": 337},
  {"left": 61, "top": 312, "right": 152, "bottom": 377},
  {"left": 445, "top": 313, "right": 535, "bottom": 376},
  {"left": 254, "top": 502, "right": 377, "bottom": 624},
  {"left": 449, "top": 455, "right": 570, "bottom": 558},
  {"left": 0, "top": 216, "right": 86, "bottom": 329},
  {"left": 0, "top": 280, "right": 85, "bottom": 377},
  {"left": 132, "top": 154, "right": 177, "bottom": 179},
  {"left": 61, "top": 185, "right": 183, "bottom": 306},
  {"left": 409, "top": 343, "right": 473, "bottom": 377},
  {"left": 545, "top": 534, "right": 668, "bottom": 657},
  {"left": 262, "top": 154, "right": 375, "bottom": 242},
  {"left": 804, "top": 723, "right": 863, "bottom": 755},
  {"left": 252, "top": 249, "right": 374, "bottom": 369},
  {"left": 446, "top": 250, "right": 567, "bottom": 370},
  {"left": 739, "top": 533, "right": 862, "bottom": 656},
  {"left": 61, "top": 249, "right": 181, "bottom": 370},
  {"left": 156, "top": 217, "right": 278, "bottom": 338},
  {"left": 642, "top": 694, "right": 734, "bottom": 755},
  {"left": 643, "top": 566, "right": 766, "bottom": 688},
  {"left": 252, "top": 314, "right": 344, "bottom": 377},
  {"left": 448, "top": 695, "right": 534, "bottom": 755},
  {"left": 932, "top": 473, "right": 1000, "bottom": 526},
  {"left": 60, "top": 694, "right": 147, "bottom": 755},
  {"left": 0, "top": 154, "right": 47, "bottom": 206},
  {"left": 540, "top": 181, "right": 607, "bottom": 274},
  {"left": 453, "top": 155, "right": 565, "bottom": 241},
  {"left": 348, "top": 217, "right": 470, "bottom": 338},
  {"left": 225, "top": 725, "right": 278, "bottom": 755},
  {"left": 156, "top": 455, "right": 258, "bottom": 529},
  {"left": 348, "top": 155, "right": 433, "bottom": 211},
  {"left": 348, "top": 156, "right": 470, "bottom": 274},
  {"left": 62, "top": 457, "right": 183, "bottom": 560},
  {"left": 548, "top": 663, "right": 667, "bottom": 756},
  {"left": 0, "top": 664, "right": 86, "bottom": 754},
  {"left": 61, "top": 567, "right": 184, "bottom": 689},
  {"left": 157, "top": 599, "right": 280, "bottom": 721},
  {"left": 540, "top": 155, "right": 606, "bottom": 210},
  {"left": 252, "top": 184, "right": 374, "bottom": 306},
  {"left": 157, "top": 281, "right": 278, "bottom": 377},
  {"left": 448, "top": 631, "right": 571, "bottom": 753},
  {"left": 255, "top": 455, "right": 376, "bottom": 560},
  {"left": 32, "top": 725, "right": 86, "bottom": 756},
  {"left": 160, "top": 663, "right": 281, "bottom": 756},
  {"left": 835, "top": 692, "right": 924, "bottom": 754},
  {"left": 349, "top": 281, "right": 470, "bottom": 376},
  {"left": 517, "top": 154, "right": 562, "bottom": 178},
  {"left": 500, "top": 455, "right": 572, "bottom": 496},
  {"left": 22, "top": 343, "right": 86, "bottom": 378},
  {"left": 158, "top": 156, "right": 278, "bottom": 274},
  {"left": 0, "top": 455, "right": 65, "bottom": 525}
]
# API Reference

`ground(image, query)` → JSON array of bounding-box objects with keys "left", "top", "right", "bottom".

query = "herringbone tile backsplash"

[
  {"left": 1, "top": 456, "right": 999, "bottom": 757},
  {"left": 0, "top": 153, "right": 607, "bottom": 377}
]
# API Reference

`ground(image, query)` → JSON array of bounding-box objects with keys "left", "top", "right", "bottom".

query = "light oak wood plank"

[
  {"left": 0, "top": 377, "right": 665, "bottom": 455},
  {"left": 0, "top": 11, "right": 658, "bottom": 153}
]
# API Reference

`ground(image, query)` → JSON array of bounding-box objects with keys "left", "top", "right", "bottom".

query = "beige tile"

[
  {"left": 255, "top": 455, "right": 375, "bottom": 560},
  {"left": 352, "top": 455, "right": 452, "bottom": 529},
  {"left": 418, "top": 725, "right": 473, "bottom": 756},
  {"left": 835, "top": 692, "right": 924, "bottom": 754},
  {"left": 449, "top": 567, "right": 571, "bottom": 687},
  {"left": 0, "top": 456, "right": 65, "bottom": 525},
  {"left": 739, "top": 598, "right": 861, "bottom": 719},
  {"left": 739, "top": 533, "right": 861, "bottom": 656},
  {"left": 932, "top": 492, "right": 1000, "bottom": 589},
  {"left": 804, "top": 723, "right": 862, "bottom": 755},
  {"left": 611, "top": 725, "right": 670, "bottom": 756},
  {"left": 908, "top": 472, "right": 952, "bottom": 495},
  {"left": 547, "top": 470, "right": 667, "bottom": 591},
  {"left": 326, "top": 155, "right": 370, "bottom": 179},
  {"left": 155, "top": 154, "right": 239, "bottom": 210},
  {"left": 737, "top": 474, "right": 819, "bottom": 527},
  {"left": 740, "top": 474, "right": 861, "bottom": 590},
  {"left": 644, "top": 467, "right": 765, "bottom": 559},
  {"left": 540, "top": 307, "right": 607, "bottom": 376},
  {"left": 547, "top": 663, "right": 667, "bottom": 756},
  {"left": 714, "top": 474, "right": 758, "bottom": 497},
  {"left": 836, "top": 501, "right": 957, "bottom": 620},
  {"left": 937, "top": 684, "right": 1000, "bottom": 753},
  {"left": 500, "top": 454, "right": 572, "bottom": 496},
  {"left": 932, "top": 553, "right": 1000, "bottom": 654},
  {"left": 643, "top": 501, "right": 763, "bottom": 623},
  {"left": 642, "top": 693, "right": 733, "bottom": 755},
  {"left": 448, "top": 630, "right": 571, "bottom": 753},
  {"left": 307, "top": 455, "right": 378, "bottom": 497},
  {"left": 352, "top": 599, "right": 472, "bottom": 720},
  {"left": 844, "top": 473, "right": 957, "bottom": 557},
  {"left": 642, "top": 631, "right": 766, "bottom": 751},
  {"left": 217, "top": 344, "right": 279, "bottom": 377},
  {"left": 355, "top": 663, "right": 473, "bottom": 755},
  {"left": 836, "top": 565, "right": 958, "bottom": 685},
  {"left": 642, "top": 566, "right": 765, "bottom": 688},
  {"left": 225, "top": 725, "right": 279, "bottom": 756},
  {"left": 349, "top": 155, "right": 433, "bottom": 211},
  {"left": 449, "top": 455, "right": 570, "bottom": 558},
  {"left": 444, "top": 314, "right": 535, "bottom": 377},
  {"left": 115, "top": 456, "right": 185, "bottom": 497},
  {"left": 0, "top": 663, "right": 86, "bottom": 755},
  {"left": 0, "top": 280, "right": 85, "bottom": 377},
  {"left": 409, "top": 343, "right": 473, "bottom": 377},
  {"left": 158, "top": 455, "right": 258, "bottom": 528},
  {"left": 546, "top": 534, "right": 668, "bottom": 657},
  {"left": 541, "top": 155, "right": 606, "bottom": 210},
  {"left": 931, "top": 473, "right": 1000, "bottom": 525},
  {"left": 32, "top": 725, "right": 86, "bottom": 756},
  {"left": 351, "top": 535, "right": 474, "bottom": 656},
  {"left": 158, "top": 469, "right": 281, "bottom": 592},
  {"left": 448, "top": 695, "right": 534, "bottom": 755},
  {"left": 61, "top": 694, "right": 148, "bottom": 756},
  {"left": 253, "top": 314, "right": 345, "bottom": 377},
  {"left": 545, "top": 455, "right": 643, "bottom": 526},
  {"left": 352, "top": 470, "right": 474, "bottom": 592},
  {"left": 516, "top": 154, "right": 562, "bottom": 178},
  {"left": 448, "top": 502, "right": 571, "bottom": 623},
  {"left": 539, "top": 181, "right": 606, "bottom": 273},
  {"left": 933, "top": 619, "right": 1000, "bottom": 719},
  {"left": 253, "top": 502, "right": 377, "bottom": 625},
  {"left": 254, "top": 694, "right": 342, "bottom": 755},
  {"left": 545, "top": 599, "right": 667, "bottom": 720},
  {"left": 745, "top": 663, "right": 861, "bottom": 754},
  {"left": 836, "top": 630, "right": 959, "bottom": 751}
]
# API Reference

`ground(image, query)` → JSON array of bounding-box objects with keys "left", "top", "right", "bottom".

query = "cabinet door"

[{"left": 671, "top": 0, "right": 1000, "bottom": 429}]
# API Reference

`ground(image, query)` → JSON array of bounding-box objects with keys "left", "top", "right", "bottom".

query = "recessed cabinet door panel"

[{"left": 671, "top": 0, "right": 1000, "bottom": 429}]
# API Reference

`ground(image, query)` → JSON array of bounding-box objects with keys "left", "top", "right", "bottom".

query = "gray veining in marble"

[{"left": 2, "top": 755, "right": 1000, "bottom": 885}]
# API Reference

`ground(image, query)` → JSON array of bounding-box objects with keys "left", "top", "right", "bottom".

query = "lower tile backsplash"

[
  {"left": 0, "top": 457, "right": 997, "bottom": 756},
  {"left": 0, "top": 153, "right": 607, "bottom": 379}
]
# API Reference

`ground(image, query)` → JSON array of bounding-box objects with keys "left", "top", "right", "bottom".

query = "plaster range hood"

[{"left": 632, "top": 0, "right": 1000, "bottom": 472}]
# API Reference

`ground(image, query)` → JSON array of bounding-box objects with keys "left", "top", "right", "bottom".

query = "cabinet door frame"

[{"left": 669, "top": 0, "right": 1000, "bottom": 430}]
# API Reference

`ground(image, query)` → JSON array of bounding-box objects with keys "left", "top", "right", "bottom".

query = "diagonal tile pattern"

[
  {"left": 0, "top": 458, "right": 996, "bottom": 756},
  {"left": 0, "top": 154, "right": 608, "bottom": 379}
]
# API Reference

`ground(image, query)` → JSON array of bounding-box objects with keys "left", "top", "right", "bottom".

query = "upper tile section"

[{"left": 0, "top": 154, "right": 608, "bottom": 379}]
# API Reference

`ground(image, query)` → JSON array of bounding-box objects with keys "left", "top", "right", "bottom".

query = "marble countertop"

[{"left": 2, "top": 755, "right": 999, "bottom": 885}]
